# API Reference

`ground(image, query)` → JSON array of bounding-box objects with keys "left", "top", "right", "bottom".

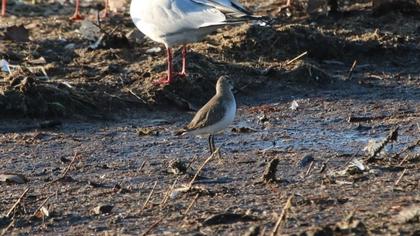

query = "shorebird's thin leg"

[
  {"left": 102, "top": 0, "right": 109, "bottom": 18},
  {"left": 178, "top": 45, "right": 187, "bottom": 77},
  {"left": 210, "top": 135, "right": 221, "bottom": 158},
  {"left": 208, "top": 135, "right": 214, "bottom": 154},
  {"left": 1, "top": 0, "right": 7, "bottom": 17},
  {"left": 155, "top": 48, "right": 174, "bottom": 84},
  {"left": 70, "top": 0, "right": 84, "bottom": 20}
]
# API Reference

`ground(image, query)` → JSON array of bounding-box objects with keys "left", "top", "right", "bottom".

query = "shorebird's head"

[{"left": 216, "top": 76, "right": 234, "bottom": 94}]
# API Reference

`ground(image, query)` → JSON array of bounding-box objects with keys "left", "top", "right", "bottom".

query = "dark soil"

[{"left": 0, "top": 0, "right": 419, "bottom": 235}]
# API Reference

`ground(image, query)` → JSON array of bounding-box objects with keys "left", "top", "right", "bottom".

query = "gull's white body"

[{"left": 130, "top": 0, "right": 250, "bottom": 47}]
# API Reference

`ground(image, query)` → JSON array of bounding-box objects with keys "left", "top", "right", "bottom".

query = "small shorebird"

[
  {"left": 182, "top": 76, "right": 236, "bottom": 155},
  {"left": 130, "top": 0, "right": 259, "bottom": 84}
]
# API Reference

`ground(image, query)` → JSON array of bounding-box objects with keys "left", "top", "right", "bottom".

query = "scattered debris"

[
  {"left": 140, "top": 181, "right": 158, "bottom": 213},
  {"left": 0, "top": 173, "right": 28, "bottom": 184},
  {"left": 365, "top": 127, "right": 399, "bottom": 163},
  {"left": 167, "top": 159, "right": 187, "bottom": 175},
  {"left": 297, "top": 154, "right": 314, "bottom": 168},
  {"left": 289, "top": 100, "right": 299, "bottom": 111},
  {"left": 395, "top": 205, "right": 420, "bottom": 223},
  {"left": 348, "top": 115, "right": 388, "bottom": 123},
  {"left": 231, "top": 126, "right": 257, "bottom": 133},
  {"left": 261, "top": 158, "right": 279, "bottom": 183},
  {"left": 271, "top": 195, "right": 293, "bottom": 236},
  {"left": 6, "top": 188, "right": 30, "bottom": 218},
  {"left": 146, "top": 47, "right": 162, "bottom": 54},
  {"left": 33, "top": 206, "right": 50, "bottom": 219},
  {"left": 93, "top": 204, "right": 113, "bottom": 215},
  {"left": 136, "top": 127, "right": 159, "bottom": 136},
  {"left": 4, "top": 25, "right": 30, "bottom": 42},
  {"left": 202, "top": 213, "right": 256, "bottom": 226},
  {"left": 243, "top": 225, "right": 260, "bottom": 236},
  {"left": 286, "top": 51, "right": 308, "bottom": 65}
]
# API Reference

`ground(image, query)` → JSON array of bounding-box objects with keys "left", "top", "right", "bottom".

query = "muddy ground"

[{"left": 1, "top": 0, "right": 420, "bottom": 235}]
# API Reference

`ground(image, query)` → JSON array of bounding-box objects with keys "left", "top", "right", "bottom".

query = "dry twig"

[
  {"left": 140, "top": 216, "right": 165, "bottom": 236},
  {"left": 187, "top": 147, "right": 219, "bottom": 190},
  {"left": 183, "top": 193, "right": 200, "bottom": 217},
  {"left": 0, "top": 220, "right": 15, "bottom": 236},
  {"left": 395, "top": 169, "right": 407, "bottom": 186},
  {"left": 271, "top": 195, "right": 293, "bottom": 236},
  {"left": 286, "top": 51, "right": 308, "bottom": 65},
  {"left": 46, "top": 153, "right": 82, "bottom": 186},
  {"left": 366, "top": 127, "right": 399, "bottom": 163},
  {"left": 140, "top": 181, "right": 158, "bottom": 213},
  {"left": 160, "top": 177, "right": 179, "bottom": 207},
  {"left": 6, "top": 188, "right": 30, "bottom": 218},
  {"left": 32, "top": 193, "right": 54, "bottom": 217},
  {"left": 347, "top": 60, "right": 358, "bottom": 80},
  {"left": 304, "top": 161, "right": 315, "bottom": 177}
]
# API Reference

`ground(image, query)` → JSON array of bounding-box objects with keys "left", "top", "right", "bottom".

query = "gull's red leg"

[
  {"left": 102, "top": 0, "right": 109, "bottom": 18},
  {"left": 70, "top": 0, "right": 84, "bottom": 20},
  {"left": 178, "top": 45, "right": 187, "bottom": 77},
  {"left": 154, "top": 48, "right": 174, "bottom": 85},
  {"left": 1, "top": 0, "right": 6, "bottom": 17}
]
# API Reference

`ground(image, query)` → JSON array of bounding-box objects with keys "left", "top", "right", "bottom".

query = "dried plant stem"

[
  {"left": 140, "top": 181, "right": 158, "bottom": 213},
  {"left": 160, "top": 177, "right": 179, "bottom": 207},
  {"left": 304, "top": 161, "right": 315, "bottom": 177},
  {"left": 47, "top": 153, "right": 82, "bottom": 186},
  {"left": 187, "top": 147, "right": 219, "bottom": 190},
  {"left": 140, "top": 215, "right": 165, "bottom": 236},
  {"left": 395, "top": 169, "right": 407, "bottom": 186},
  {"left": 6, "top": 188, "right": 30, "bottom": 218},
  {"left": 183, "top": 193, "right": 200, "bottom": 217},
  {"left": 0, "top": 220, "right": 15, "bottom": 236},
  {"left": 139, "top": 160, "right": 147, "bottom": 172},
  {"left": 270, "top": 195, "right": 293, "bottom": 236},
  {"left": 32, "top": 193, "right": 54, "bottom": 217},
  {"left": 347, "top": 60, "right": 358, "bottom": 80},
  {"left": 286, "top": 51, "right": 308, "bottom": 65}
]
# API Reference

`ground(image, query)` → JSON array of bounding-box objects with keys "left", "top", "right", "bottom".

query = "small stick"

[
  {"left": 160, "top": 177, "right": 179, "bottom": 207},
  {"left": 140, "top": 181, "right": 158, "bottom": 213},
  {"left": 286, "top": 51, "right": 308, "bottom": 65},
  {"left": 270, "top": 195, "right": 293, "bottom": 236},
  {"left": 32, "top": 194, "right": 54, "bottom": 217},
  {"left": 187, "top": 147, "right": 219, "bottom": 190},
  {"left": 140, "top": 216, "right": 164, "bottom": 236},
  {"left": 139, "top": 160, "right": 147, "bottom": 172},
  {"left": 0, "top": 220, "right": 15, "bottom": 236},
  {"left": 183, "top": 193, "right": 200, "bottom": 217},
  {"left": 129, "top": 89, "right": 147, "bottom": 104},
  {"left": 395, "top": 169, "right": 407, "bottom": 186},
  {"left": 6, "top": 188, "right": 30, "bottom": 218},
  {"left": 304, "top": 161, "right": 315, "bottom": 177},
  {"left": 398, "top": 155, "right": 411, "bottom": 166},
  {"left": 347, "top": 60, "right": 358, "bottom": 80},
  {"left": 47, "top": 153, "right": 82, "bottom": 186}
]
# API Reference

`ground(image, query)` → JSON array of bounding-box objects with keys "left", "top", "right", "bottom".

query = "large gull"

[{"left": 130, "top": 0, "right": 260, "bottom": 84}]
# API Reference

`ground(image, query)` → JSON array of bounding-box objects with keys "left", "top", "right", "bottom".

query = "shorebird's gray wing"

[{"left": 186, "top": 96, "right": 226, "bottom": 130}]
